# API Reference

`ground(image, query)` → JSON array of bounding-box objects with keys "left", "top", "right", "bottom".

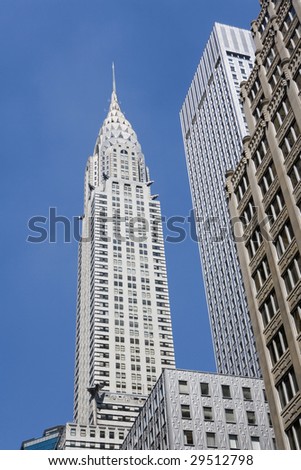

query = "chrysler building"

[{"left": 70, "top": 69, "right": 175, "bottom": 449}]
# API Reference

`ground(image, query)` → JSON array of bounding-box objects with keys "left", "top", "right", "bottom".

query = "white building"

[
  {"left": 123, "top": 368, "right": 275, "bottom": 450},
  {"left": 72, "top": 74, "right": 175, "bottom": 449},
  {"left": 180, "top": 23, "right": 261, "bottom": 378}
]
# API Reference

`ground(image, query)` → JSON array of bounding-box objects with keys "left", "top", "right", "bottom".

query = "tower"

[
  {"left": 226, "top": 0, "right": 301, "bottom": 450},
  {"left": 72, "top": 70, "right": 175, "bottom": 448},
  {"left": 180, "top": 23, "right": 261, "bottom": 378}
]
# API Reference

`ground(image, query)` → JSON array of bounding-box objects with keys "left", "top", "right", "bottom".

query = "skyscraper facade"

[
  {"left": 123, "top": 369, "right": 275, "bottom": 450},
  {"left": 180, "top": 23, "right": 261, "bottom": 378},
  {"left": 73, "top": 77, "right": 175, "bottom": 448},
  {"left": 226, "top": 0, "right": 301, "bottom": 450}
]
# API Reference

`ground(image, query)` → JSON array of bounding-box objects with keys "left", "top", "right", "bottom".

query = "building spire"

[
  {"left": 110, "top": 62, "right": 119, "bottom": 111},
  {"left": 112, "top": 62, "right": 116, "bottom": 94}
]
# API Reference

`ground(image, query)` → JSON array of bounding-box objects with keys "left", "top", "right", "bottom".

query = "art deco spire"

[{"left": 94, "top": 66, "right": 142, "bottom": 156}]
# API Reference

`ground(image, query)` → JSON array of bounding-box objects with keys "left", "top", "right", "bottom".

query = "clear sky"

[{"left": 0, "top": 0, "right": 260, "bottom": 450}]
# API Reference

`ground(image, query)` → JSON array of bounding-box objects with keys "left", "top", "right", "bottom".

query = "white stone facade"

[{"left": 123, "top": 369, "right": 275, "bottom": 450}]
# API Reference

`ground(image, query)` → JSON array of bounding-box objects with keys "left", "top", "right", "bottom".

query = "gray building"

[
  {"left": 123, "top": 369, "right": 275, "bottom": 450},
  {"left": 226, "top": 0, "right": 301, "bottom": 450},
  {"left": 180, "top": 23, "right": 261, "bottom": 378}
]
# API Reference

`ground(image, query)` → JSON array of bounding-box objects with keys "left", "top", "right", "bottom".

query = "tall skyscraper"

[
  {"left": 180, "top": 23, "right": 261, "bottom": 378},
  {"left": 226, "top": 0, "right": 301, "bottom": 450},
  {"left": 71, "top": 71, "right": 175, "bottom": 449}
]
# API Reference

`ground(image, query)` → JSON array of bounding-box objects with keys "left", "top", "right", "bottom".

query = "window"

[
  {"left": 100, "top": 430, "right": 105, "bottom": 439},
  {"left": 70, "top": 428, "right": 76, "bottom": 436},
  {"left": 280, "top": 121, "right": 300, "bottom": 158},
  {"left": 259, "top": 161, "right": 276, "bottom": 195},
  {"left": 277, "top": 367, "right": 299, "bottom": 408},
  {"left": 291, "top": 301, "right": 301, "bottom": 334},
  {"left": 109, "top": 431, "right": 115, "bottom": 439},
  {"left": 274, "top": 221, "right": 294, "bottom": 258},
  {"left": 246, "top": 411, "right": 256, "bottom": 425},
  {"left": 253, "top": 96, "right": 265, "bottom": 122},
  {"left": 248, "top": 79, "right": 260, "bottom": 102},
  {"left": 183, "top": 430, "right": 194, "bottom": 446},
  {"left": 269, "top": 62, "right": 281, "bottom": 90},
  {"left": 229, "top": 434, "right": 239, "bottom": 449},
  {"left": 288, "top": 153, "right": 301, "bottom": 188},
  {"left": 260, "top": 290, "right": 279, "bottom": 327},
  {"left": 242, "top": 387, "right": 252, "bottom": 401},
  {"left": 272, "top": 97, "right": 291, "bottom": 132},
  {"left": 253, "top": 137, "right": 268, "bottom": 168},
  {"left": 246, "top": 227, "right": 263, "bottom": 260},
  {"left": 280, "top": 6, "right": 296, "bottom": 38},
  {"left": 203, "top": 406, "right": 213, "bottom": 421},
  {"left": 286, "top": 417, "right": 301, "bottom": 450},
  {"left": 200, "top": 382, "right": 210, "bottom": 396},
  {"left": 179, "top": 380, "right": 189, "bottom": 394},
  {"left": 235, "top": 173, "right": 249, "bottom": 202},
  {"left": 286, "top": 23, "right": 301, "bottom": 53},
  {"left": 249, "top": 78, "right": 260, "bottom": 103},
  {"left": 259, "top": 11, "right": 270, "bottom": 35},
  {"left": 222, "top": 384, "right": 231, "bottom": 398},
  {"left": 240, "top": 198, "right": 256, "bottom": 228},
  {"left": 264, "top": 46, "right": 276, "bottom": 69},
  {"left": 253, "top": 257, "right": 270, "bottom": 291},
  {"left": 267, "top": 326, "right": 288, "bottom": 365},
  {"left": 225, "top": 408, "right": 236, "bottom": 423},
  {"left": 181, "top": 404, "right": 191, "bottom": 419},
  {"left": 206, "top": 432, "right": 217, "bottom": 448},
  {"left": 283, "top": 254, "right": 301, "bottom": 294},
  {"left": 251, "top": 437, "right": 261, "bottom": 450},
  {"left": 266, "top": 190, "right": 285, "bottom": 224}
]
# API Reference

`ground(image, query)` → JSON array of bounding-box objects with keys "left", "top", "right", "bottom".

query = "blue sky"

[{"left": 0, "top": 0, "right": 259, "bottom": 450}]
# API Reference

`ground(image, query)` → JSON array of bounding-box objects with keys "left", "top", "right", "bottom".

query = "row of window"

[
  {"left": 183, "top": 429, "right": 265, "bottom": 450},
  {"left": 179, "top": 380, "right": 257, "bottom": 401},
  {"left": 181, "top": 403, "right": 261, "bottom": 426}
]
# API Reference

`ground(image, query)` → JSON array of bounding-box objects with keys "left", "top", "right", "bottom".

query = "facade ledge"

[
  {"left": 281, "top": 391, "right": 301, "bottom": 429},
  {"left": 230, "top": 159, "right": 248, "bottom": 194},
  {"left": 255, "top": 150, "right": 272, "bottom": 181},
  {"left": 274, "top": 110, "right": 294, "bottom": 145},
  {"left": 256, "top": 275, "right": 274, "bottom": 305},
  {"left": 263, "top": 310, "right": 282, "bottom": 343},
  {"left": 271, "top": 350, "right": 292, "bottom": 383},
  {"left": 287, "top": 36, "right": 301, "bottom": 77},
  {"left": 269, "top": 207, "right": 289, "bottom": 240},
  {"left": 249, "top": 120, "right": 266, "bottom": 155},
  {"left": 275, "top": 1, "right": 292, "bottom": 30},
  {"left": 262, "top": 178, "right": 280, "bottom": 210},
  {"left": 242, "top": 212, "right": 258, "bottom": 241},
  {"left": 287, "top": 279, "right": 301, "bottom": 311},
  {"left": 249, "top": 243, "right": 266, "bottom": 274},
  {"left": 267, "top": 80, "right": 286, "bottom": 121},
  {"left": 278, "top": 239, "right": 299, "bottom": 274},
  {"left": 237, "top": 186, "right": 252, "bottom": 214},
  {"left": 284, "top": 135, "right": 301, "bottom": 172}
]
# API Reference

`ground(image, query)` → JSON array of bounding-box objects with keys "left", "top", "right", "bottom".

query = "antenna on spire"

[{"left": 112, "top": 62, "right": 116, "bottom": 94}]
